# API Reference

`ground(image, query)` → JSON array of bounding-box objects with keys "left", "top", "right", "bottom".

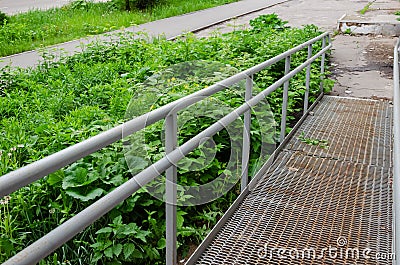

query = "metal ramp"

[{"left": 188, "top": 96, "right": 393, "bottom": 264}]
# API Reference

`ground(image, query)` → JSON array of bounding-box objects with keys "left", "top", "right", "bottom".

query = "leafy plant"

[
  {"left": 0, "top": 196, "right": 14, "bottom": 260},
  {"left": 249, "top": 14, "right": 288, "bottom": 32},
  {"left": 132, "top": 0, "right": 164, "bottom": 10},
  {"left": 0, "top": 11, "right": 8, "bottom": 26},
  {"left": 111, "top": 0, "right": 163, "bottom": 11},
  {"left": 343, "top": 28, "right": 353, "bottom": 35},
  {"left": 91, "top": 215, "right": 152, "bottom": 263},
  {"left": 69, "top": 0, "right": 92, "bottom": 11},
  {"left": 297, "top": 131, "right": 329, "bottom": 149}
]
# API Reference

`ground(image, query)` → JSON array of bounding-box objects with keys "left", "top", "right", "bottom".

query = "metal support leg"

[
  {"left": 320, "top": 36, "right": 326, "bottom": 93},
  {"left": 304, "top": 44, "right": 313, "bottom": 113},
  {"left": 165, "top": 113, "right": 177, "bottom": 265},
  {"left": 241, "top": 75, "right": 253, "bottom": 192},
  {"left": 280, "top": 56, "right": 291, "bottom": 143}
]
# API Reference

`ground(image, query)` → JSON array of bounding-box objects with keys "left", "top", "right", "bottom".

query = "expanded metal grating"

[
  {"left": 192, "top": 96, "right": 393, "bottom": 265},
  {"left": 285, "top": 96, "right": 393, "bottom": 168}
]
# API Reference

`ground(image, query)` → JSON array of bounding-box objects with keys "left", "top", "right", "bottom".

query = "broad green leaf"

[
  {"left": 157, "top": 238, "right": 166, "bottom": 249},
  {"left": 62, "top": 165, "right": 98, "bottom": 189},
  {"left": 116, "top": 223, "right": 139, "bottom": 236},
  {"left": 102, "top": 174, "right": 124, "bottom": 186},
  {"left": 112, "top": 244, "right": 122, "bottom": 257},
  {"left": 113, "top": 215, "right": 123, "bottom": 225},
  {"left": 178, "top": 226, "right": 197, "bottom": 237},
  {"left": 90, "top": 242, "right": 102, "bottom": 249},
  {"left": 95, "top": 227, "right": 112, "bottom": 234},
  {"left": 121, "top": 195, "right": 140, "bottom": 212},
  {"left": 91, "top": 252, "right": 102, "bottom": 263},
  {"left": 145, "top": 247, "right": 160, "bottom": 259},
  {"left": 104, "top": 247, "right": 113, "bottom": 258},
  {"left": 125, "top": 155, "right": 148, "bottom": 171},
  {"left": 131, "top": 249, "right": 143, "bottom": 258},
  {"left": 176, "top": 211, "right": 186, "bottom": 228},
  {"left": 123, "top": 243, "right": 135, "bottom": 259},
  {"left": 140, "top": 199, "right": 154, "bottom": 207},
  {"left": 65, "top": 187, "right": 104, "bottom": 202},
  {"left": 136, "top": 230, "right": 151, "bottom": 243},
  {"left": 47, "top": 171, "right": 63, "bottom": 186},
  {"left": 0, "top": 237, "right": 14, "bottom": 256}
]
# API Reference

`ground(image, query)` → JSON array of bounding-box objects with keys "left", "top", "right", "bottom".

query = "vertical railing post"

[
  {"left": 241, "top": 75, "right": 253, "bottom": 192},
  {"left": 319, "top": 36, "right": 327, "bottom": 93},
  {"left": 280, "top": 56, "right": 291, "bottom": 143},
  {"left": 393, "top": 39, "right": 400, "bottom": 265},
  {"left": 165, "top": 113, "right": 178, "bottom": 265},
  {"left": 304, "top": 44, "right": 313, "bottom": 113}
]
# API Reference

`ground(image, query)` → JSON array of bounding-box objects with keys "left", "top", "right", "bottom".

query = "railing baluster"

[
  {"left": 241, "top": 75, "right": 253, "bottom": 192},
  {"left": 320, "top": 36, "right": 327, "bottom": 93},
  {"left": 165, "top": 113, "right": 178, "bottom": 265},
  {"left": 393, "top": 39, "right": 400, "bottom": 265},
  {"left": 280, "top": 56, "right": 291, "bottom": 143},
  {"left": 304, "top": 44, "right": 313, "bottom": 113}
]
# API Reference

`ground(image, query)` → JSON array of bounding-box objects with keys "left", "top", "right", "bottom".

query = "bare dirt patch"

[{"left": 365, "top": 38, "right": 395, "bottom": 77}]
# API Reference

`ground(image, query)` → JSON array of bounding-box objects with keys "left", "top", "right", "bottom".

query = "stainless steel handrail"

[
  {"left": 393, "top": 38, "right": 400, "bottom": 265},
  {"left": 0, "top": 32, "right": 331, "bottom": 265}
]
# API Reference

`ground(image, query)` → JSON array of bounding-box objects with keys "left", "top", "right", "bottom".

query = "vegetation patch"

[
  {"left": 0, "top": 0, "right": 239, "bottom": 57},
  {"left": 0, "top": 15, "right": 332, "bottom": 264},
  {"left": 298, "top": 131, "right": 329, "bottom": 149},
  {"left": 359, "top": 0, "right": 376, "bottom": 15}
]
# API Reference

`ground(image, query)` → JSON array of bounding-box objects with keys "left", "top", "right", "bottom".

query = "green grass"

[
  {"left": 359, "top": 0, "right": 376, "bottom": 15},
  {"left": 0, "top": 0, "right": 239, "bottom": 57}
]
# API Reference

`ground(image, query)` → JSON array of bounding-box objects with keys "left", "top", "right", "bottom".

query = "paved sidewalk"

[
  {"left": 0, "top": 0, "right": 109, "bottom": 15},
  {"left": 0, "top": 0, "right": 288, "bottom": 69}
]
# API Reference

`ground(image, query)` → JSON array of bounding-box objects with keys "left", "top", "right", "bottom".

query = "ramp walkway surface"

[{"left": 188, "top": 96, "right": 393, "bottom": 264}]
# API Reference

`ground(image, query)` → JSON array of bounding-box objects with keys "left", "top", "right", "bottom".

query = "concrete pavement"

[
  {"left": 194, "top": 0, "right": 399, "bottom": 100},
  {"left": 0, "top": 0, "right": 289, "bottom": 69},
  {"left": 197, "top": 0, "right": 367, "bottom": 35}
]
